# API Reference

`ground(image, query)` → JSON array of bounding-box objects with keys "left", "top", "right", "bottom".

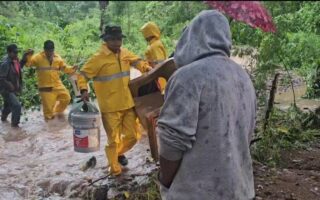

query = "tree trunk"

[
  {"left": 263, "top": 73, "right": 280, "bottom": 131},
  {"left": 99, "top": 1, "right": 109, "bottom": 34},
  {"left": 127, "top": 2, "right": 130, "bottom": 37}
]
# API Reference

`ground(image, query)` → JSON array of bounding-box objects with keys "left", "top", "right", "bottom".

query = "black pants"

[{"left": 1, "top": 92, "right": 21, "bottom": 125}]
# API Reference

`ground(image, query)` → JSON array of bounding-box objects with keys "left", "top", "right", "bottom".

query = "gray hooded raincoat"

[{"left": 157, "top": 10, "right": 256, "bottom": 200}]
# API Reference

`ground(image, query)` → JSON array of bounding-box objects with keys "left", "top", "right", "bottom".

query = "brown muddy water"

[
  {"left": 0, "top": 108, "right": 156, "bottom": 200},
  {"left": 0, "top": 68, "right": 154, "bottom": 200},
  {"left": 275, "top": 84, "right": 320, "bottom": 111}
]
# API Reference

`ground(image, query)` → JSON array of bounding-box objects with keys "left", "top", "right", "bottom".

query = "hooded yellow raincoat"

[
  {"left": 78, "top": 43, "right": 149, "bottom": 175},
  {"left": 140, "top": 22, "right": 168, "bottom": 92},
  {"left": 25, "top": 52, "right": 75, "bottom": 120}
]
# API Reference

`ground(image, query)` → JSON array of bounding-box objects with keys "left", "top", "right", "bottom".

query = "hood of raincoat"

[
  {"left": 140, "top": 22, "right": 161, "bottom": 39},
  {"left": 174, "top": 10, "right": 232, "bottom": 68}
]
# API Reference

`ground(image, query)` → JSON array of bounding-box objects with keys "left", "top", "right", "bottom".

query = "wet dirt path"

[
  {"left": 256, "top": 75, "right": 320, "bottom": 199},
  {"left": 0, "top": 108, "right": 156, "bottom": 200},
  {"left": 254, "top": 141, "right": 320, "bottom": 200}
]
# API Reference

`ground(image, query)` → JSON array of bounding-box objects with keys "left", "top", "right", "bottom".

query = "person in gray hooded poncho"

[{"left": 156, "top": 10, "right": 256, "bottom": 200}]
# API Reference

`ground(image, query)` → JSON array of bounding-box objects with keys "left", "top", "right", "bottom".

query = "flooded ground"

[
  {"left": 0, "top": 106, "right": 156, "bottom": 200},
  {"left": 0, "top": 68, "right": 152, "bottom": 200},
  {"left": 1, "top": 62, "right": 319, "bottom": 200},
  {"left": 275, "top": 84, "right": 320, "bottom": 111}
]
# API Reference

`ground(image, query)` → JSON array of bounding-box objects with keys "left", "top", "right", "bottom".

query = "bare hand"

[
  {"left": 71, "top": 65, "right": 78, "bottom": 73},
  {"left": 81, "top": 90, "right": 89, "bottom": 102},
  {"left": 25, "top": 49, "right": 34, "bottom": 55},
  {"left": 146, "top": 66, "right": 153, "bottom": 72},
  {"left": 22, "top": 49, "right": 34, "bottom": 61}
]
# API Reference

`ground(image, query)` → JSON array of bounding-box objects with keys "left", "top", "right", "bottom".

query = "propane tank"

[{"left": 68, "top": 99, "right": 101, "bottom": 153}]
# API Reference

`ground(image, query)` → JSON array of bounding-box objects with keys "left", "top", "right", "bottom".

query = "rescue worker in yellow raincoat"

[
  {"left": 22, "top": 40, "right": 77, "bottom": 121},
  {"left": 140, "top": 22, "right": 168, "bottom": 93},
  {"left": 78, "top": 26, "right": 152, "bottom": 176}
]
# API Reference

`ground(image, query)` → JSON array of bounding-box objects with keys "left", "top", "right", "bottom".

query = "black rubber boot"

[
  {"left": 11, "top": 123, "right": 19, "bottom": 128},
  {"left": 1, "top": 113, "right": 8, "bottom": 122},
  {"left": 118, "top": 155, "right": 128, "bottom": 166}
]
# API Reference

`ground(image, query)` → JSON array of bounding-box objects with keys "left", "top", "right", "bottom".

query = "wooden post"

[
  {"left": 263, "top": 73, "right": 280, "bottom": 131},
  {"left": 284, "top": 65, "right": 297, "bottom": 107}
]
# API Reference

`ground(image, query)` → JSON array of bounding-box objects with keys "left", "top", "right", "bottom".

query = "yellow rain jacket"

[
  {"left": 140, "top": 22, "right": 167, "bottom": 66},
  {"left": 25, "top": 52, "right": 75, "bottom": 119},
  {"left": 25, "top": 52, "right": 75, "bottom": 89},
  {"left": 78, "top": 43, "right": 149, "bottom": 175},
  {"left": 140, "top": 22, "right": 168, "bottom": 93},
  {"left": 78, "top": 43, "right": 150, "bottom": 113}
]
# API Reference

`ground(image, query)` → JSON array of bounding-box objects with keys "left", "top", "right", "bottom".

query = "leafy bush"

[{"left": 252, "top": 106, "right": 319, "bottom": 166}]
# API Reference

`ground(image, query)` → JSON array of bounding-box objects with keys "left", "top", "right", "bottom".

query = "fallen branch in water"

[
  {"left": 88, "top": 174, "right": 111, "bottom": 186},
  {"left": 87, "top": 167, "right": 158, "bottom": 187},
  {"left": 87, "top": 172, "right": 155, "bottom": 187}
]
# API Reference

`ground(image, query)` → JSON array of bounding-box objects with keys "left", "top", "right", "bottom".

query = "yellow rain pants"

[
  {"left": 25, "top": 51, "right": 75, "bottom": 119},
  {"left": 40, "top": 88, "right": 71, "bottom": 120},
  {"left": 102, "top": 109, "right": 141, "bottom": 175},
  {"left": 78, "top": 43, "right": 149, "bottom": 175}
]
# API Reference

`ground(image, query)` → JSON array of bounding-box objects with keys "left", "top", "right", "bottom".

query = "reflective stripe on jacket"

[
  {"left": 78, "top": 43, "right": 149, "bottom": 112},
  {"left": 25, "top": 52, "right": 74, "bottom": 89}
]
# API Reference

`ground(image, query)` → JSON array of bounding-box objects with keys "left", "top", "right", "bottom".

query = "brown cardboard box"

[{"left": 129, "top": 58, "right": 176, "bottom": 161}]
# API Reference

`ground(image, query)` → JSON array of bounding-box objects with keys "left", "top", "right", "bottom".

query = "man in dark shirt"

[{"left": 0, "top": 44, "right": 23, "bottom": 127}]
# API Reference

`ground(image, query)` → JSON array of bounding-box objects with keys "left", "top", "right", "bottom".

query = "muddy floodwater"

[
  {"left": 0, "top": 68, "right": 157, "bottom": 200},
  {"left": 275, "top": 84, "right": 320, "bottom": 111},
  {"left": 0, "top": 108, "right": 156, "bottom": 200},
  {"left": 0, "top": 109, "right": 156, "bottom": 200}
]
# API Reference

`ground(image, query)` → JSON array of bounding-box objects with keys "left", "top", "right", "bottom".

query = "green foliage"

[
  {"left": 20, "top": 68, "right": 41, "bottom": 110},
  {"left": 0, "top": 16, "right": 17, "bottom": 56},
  {"left": 105, "top": 1, "right": 208, "bottom": 56},
  {"left": 61, "top": 16, "right": 101, "bottom": 63},
  {"left": 0, "top": 1, "right": 98, "bottom": 28},
  {"left": 252, "top": 106, "right": 319, "bottom": 166},
  {"left": 111, "top": 173, "right": 161, "bottom": 200},
  {"left": 232, "top": 1, "right": 320, "bottom": 99},
  {"left": 0, "top": 1, "right": 210, "bottom": 110},
  {"left": 219, "top": 1, "right": 320, "bottom": 167},
  {"left": 305, "top": 63, "right": 320, "bottom": 98}
]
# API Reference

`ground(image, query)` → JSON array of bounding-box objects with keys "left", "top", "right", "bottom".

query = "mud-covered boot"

[
  {"left": 118, "top": 155, "right": 128, "bottom": 166},
  {"left": 1, "top": 114, "right": 8, "bottom": 122},
  {"left": 11, "top": 123, "right": 19, "bottom": 128}
]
